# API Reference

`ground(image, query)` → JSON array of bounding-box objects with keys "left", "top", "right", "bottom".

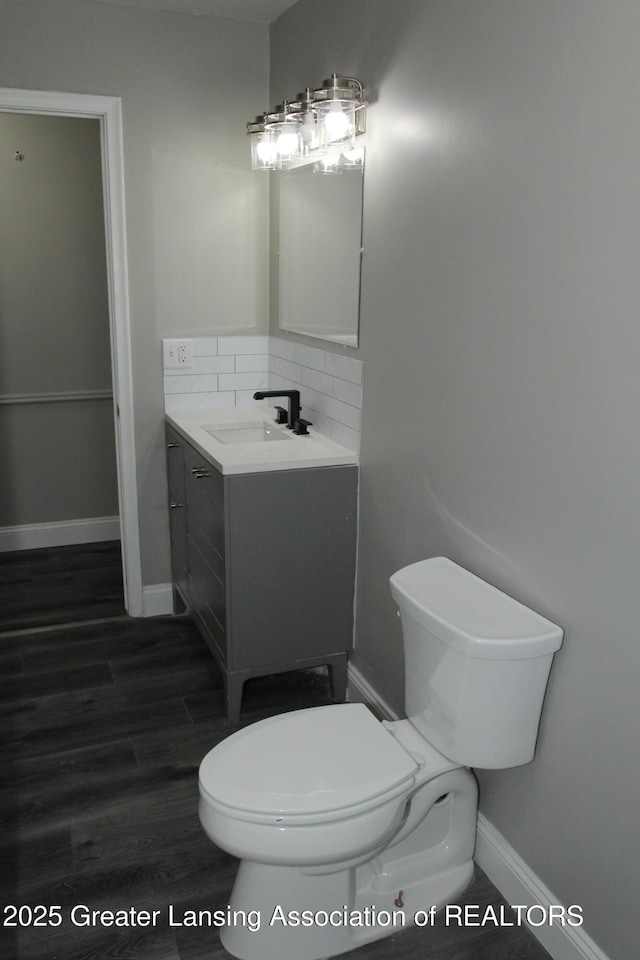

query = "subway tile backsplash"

[
  {"left": 163, "top": 335, "right": 363, "bottom": 452},
  {"left": 163, "top": 336, "right": 268, "bottom": 411},
  {"left": 269, "top": 338, "right": 363, "bottom": 452}
]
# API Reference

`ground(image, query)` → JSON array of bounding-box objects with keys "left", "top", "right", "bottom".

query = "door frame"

[{"left": 0, "top": 87, "right": 143, "bottom": 616}]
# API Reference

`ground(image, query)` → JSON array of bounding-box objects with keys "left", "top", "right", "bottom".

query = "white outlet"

[{"left": 163, "top": 339, "right": 192, "bottom": 369}]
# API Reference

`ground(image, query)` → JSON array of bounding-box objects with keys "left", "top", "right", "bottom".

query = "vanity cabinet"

[{"left": 165, "top": 424, "right": 358, "bottom": 723}]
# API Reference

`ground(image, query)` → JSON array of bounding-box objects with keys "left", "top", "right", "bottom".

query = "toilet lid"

[{"left": 199, "top": 703, "right": 418, "bottom": 818}]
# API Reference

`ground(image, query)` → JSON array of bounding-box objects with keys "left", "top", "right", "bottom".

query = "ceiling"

[{"left": 88, "top": 0, "right": 300, "bottom": 24}]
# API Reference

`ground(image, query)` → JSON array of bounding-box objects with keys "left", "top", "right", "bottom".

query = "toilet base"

[
  {"left": 220, "top": 857, "right": 474, "bottom": 960},
  {"left": 217, "top": 750, "right": 478, "bottom": 959}
]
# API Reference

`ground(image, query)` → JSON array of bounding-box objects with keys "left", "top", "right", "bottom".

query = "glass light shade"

[
  {"left": 271, "top": 121, "right": 302, "bottom": 161},
  {"left": 313, "top": 146, "right": 365, "bottom": 175},
  {"left": 340, "top": 146, "right": 365, "bottom": 169},
  {"left": 314, "top": 152, "right": 341, "bottom": 174},
  {"left": 250, "top": 129, "right": 280, "bottom": 170},
  {"left": 247, "top": 76, "right": 366, "bottom": 172},
  {"left": 299, "top": 112, "right": 320, "bottom": 153},
  {"left": 317, "top": 100, "right": 356, "bottom": 148}
]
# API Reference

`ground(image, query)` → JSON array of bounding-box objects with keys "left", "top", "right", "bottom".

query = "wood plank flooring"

[
  {"left": 0, "top": 542, "right": 552, "bottom": 960},
  {"left": 0, "top": 542, "right": 126, "bottom": 631}
]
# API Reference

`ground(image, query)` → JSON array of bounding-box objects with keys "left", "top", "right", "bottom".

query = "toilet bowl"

[
  {"left": 199, "top": 704, "right": 477, "bottom": 960},
  {"left": 199, "top": 703, "right": 419, "bottom": 867},
  {"left": 198, "top": 557, "right": 563, "bottom": 960}
]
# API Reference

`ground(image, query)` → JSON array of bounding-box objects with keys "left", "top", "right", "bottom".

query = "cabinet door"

[
  {"left": 183, "top": 446, "right": 228, "bottom": 665},
  {"left": 166, "top": 427, "right": 186, "bottom": 496},
  {"left": 225, "top": 466, "right": 358, "bottom": 671},
  {"left": 187, "top": 533, "right": 227, "bottom": 663},
  {"left": 186, "top": 456, "right": 225, "bottom": 565},
  {"left": 165, "top": 428, "right": 188, "bottom": 598}
]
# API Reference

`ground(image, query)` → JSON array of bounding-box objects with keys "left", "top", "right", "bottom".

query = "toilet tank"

[{"left": 389, "top": 558, "right": 563, "bottom": 769}]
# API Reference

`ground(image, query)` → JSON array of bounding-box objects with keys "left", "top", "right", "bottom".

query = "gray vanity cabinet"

[{"left": 165, "top": 424, "right": 358, "bottom": 723}]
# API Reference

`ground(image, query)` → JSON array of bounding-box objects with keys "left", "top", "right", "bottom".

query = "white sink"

[
  {"left": 204, "top": 421, "right": 293, "bottom": 444},
  {"left": 167, "top": 408, "right": 357, "bottom": 475}
]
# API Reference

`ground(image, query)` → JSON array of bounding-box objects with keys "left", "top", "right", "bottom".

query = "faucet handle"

[
  {"left": 274, "top": 406, "right": 288, "bottom": 425},
  {"left": 293, "top": 418, "right": 313, "bottom": 436}
]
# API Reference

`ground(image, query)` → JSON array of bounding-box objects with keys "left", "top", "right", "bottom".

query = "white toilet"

[{"left": 198, "top": 557, "right": 563, "bottom": 960}]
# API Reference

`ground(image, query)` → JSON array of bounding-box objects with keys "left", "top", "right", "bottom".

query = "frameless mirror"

[{"left": 276, "top": 158, "right": 364, "bottom": 347}]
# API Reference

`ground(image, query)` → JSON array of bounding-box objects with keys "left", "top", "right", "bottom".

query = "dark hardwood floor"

[
  {"left": 0, "top": 542, "right": 552, "bottom": 960},
  {"left": 0, "top": 541, "right": 127, "bottom": 632}
]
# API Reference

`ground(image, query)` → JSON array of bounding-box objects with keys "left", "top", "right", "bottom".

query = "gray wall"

[
  {"left": 2, "top": 1, "right": 636, "bottom": 956},
  {"left": 0, "top": 112, "right": 118, "bottom": 527},
  {"left": 0, "top": 0, "right": 269, "bottom": 577},
  {"left": 272, "top": 2, "right": 639, "bottom": 959}
]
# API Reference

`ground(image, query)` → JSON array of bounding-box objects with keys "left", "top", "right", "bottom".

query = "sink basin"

[{"left": 204, "top": 421, "right": 293, "bottom": 444}]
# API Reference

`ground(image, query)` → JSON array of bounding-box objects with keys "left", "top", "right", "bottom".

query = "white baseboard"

[
  {"left": 475, "top": 814, "right": 608, "bottom": 960},
  {"left": 141, "top": 582, "right": 174, "bottom": 618},
  {"left": 347, "top": 662, "right": 608, "bottom": 960},
  {"left": 0, "top": 516, "right": 121, "bottom": 552}
]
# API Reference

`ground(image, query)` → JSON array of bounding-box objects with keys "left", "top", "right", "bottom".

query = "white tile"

[
  {"left": 164, "top": 374, "right": 218, "bottom": 395},
  {"left": 312, "top": 393, "right": 361, "bottom": 431},
  {"left": 301, "top": 408, "right": 333, "bottom": 439},
  {"left": 164, "top": 356, "right": 234, "bottom": 376},
  {"left": 270, "top": 354, "right": 302, "bottom": 383},
  {"left": 299, "top": 365, "right": 334, "bottom": 396},
  {"left": 298, "top": 385, "right": 322, "bottom": 413},
  {"left": 236, "top": 353, "right": 269, "bottom": 373},
  {"left": 330, "top": 421, "right": 361, "bottom": 453},
  {"left": 331, "top": 377, "right": 363, "bottom": 408},
  {"left": 164, "top": 392, "right": 234, "bottom": 412},
  {"left": 218, "top": 335, "right": 269, "bottom": 355},
  {"left": 164, "top": 375, "right": 188, "bottom": 394},
  {"left": 191, "top": 338, "right": 219, "bottom": 357},
  {"left": 218, "top": 372, "right": 268, "bottom": 392},
  {"left": 269, "top": 337, "right": 296, "bottom": 361},
  {"left": 294, "top": 343, "right": 326, "bottom": 373},
  {"left": 163, "top": 336, "right": 365, "bottom": 431},
  {"left": 324, "top": 352, "right": 363, "bottom": 384},
  {"left": 236, "top": 390, "right": 265, "bottom": 406},
  {"left": 269, "top": 373, "right": 298, "bottom": 394}
]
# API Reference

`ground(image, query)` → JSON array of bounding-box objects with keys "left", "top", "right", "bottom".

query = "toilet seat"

[{"left": 199, "top": 703, "right": 418, "bottom": 825}]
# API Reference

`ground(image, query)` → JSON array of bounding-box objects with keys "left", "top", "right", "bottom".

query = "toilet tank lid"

[{"left": 390, "top": 557, "right": 563, "bottom": 660}]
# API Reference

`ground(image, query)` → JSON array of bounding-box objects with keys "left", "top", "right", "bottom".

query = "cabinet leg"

[
  {"left": 224, "top": 673, "right": 245, "bottom": 724},
  {"left": 327, "top": 654, "right": 348, "bottom": 702}
]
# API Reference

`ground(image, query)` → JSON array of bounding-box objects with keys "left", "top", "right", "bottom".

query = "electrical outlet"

[{"left": 163, "top": 339, "right": 192, "bottom": 369}]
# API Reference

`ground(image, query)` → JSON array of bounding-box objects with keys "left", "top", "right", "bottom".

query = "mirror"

[{"left": 276, "top": 159, "right": 364, "bottom": 347}]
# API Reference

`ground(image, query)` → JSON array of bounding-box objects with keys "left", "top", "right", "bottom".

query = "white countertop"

[{"left": 166, "top": 406, "right": 359, "bottom": 475}]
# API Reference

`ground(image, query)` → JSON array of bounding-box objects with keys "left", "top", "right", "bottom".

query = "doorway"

[{"left": 0, "top": 88, "right": 143, "bottom": 616}]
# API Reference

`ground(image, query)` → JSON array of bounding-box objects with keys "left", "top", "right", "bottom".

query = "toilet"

[{"left": 198, "top": 557, "right": 563, "bottom": 960}]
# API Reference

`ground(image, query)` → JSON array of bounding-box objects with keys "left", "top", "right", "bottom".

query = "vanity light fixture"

[{"left": 247, "top": 74, "right": 367, "bottom": 172}]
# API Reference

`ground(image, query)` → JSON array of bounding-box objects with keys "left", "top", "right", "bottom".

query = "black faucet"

[{"left": 253, "top": 390, "right": 301, "bottom": 430}]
